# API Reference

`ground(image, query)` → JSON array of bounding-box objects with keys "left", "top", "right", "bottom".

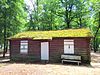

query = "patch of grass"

[
  {"left": 9, "top": 28, "right": 93, "bottom": 40},
  {"left": 0, "top": 63, "right": 8, "bottom": 67}
]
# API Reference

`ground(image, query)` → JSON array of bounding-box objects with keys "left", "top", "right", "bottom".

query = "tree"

[
  {"left": 74, "top": 0, "right": 89, "bottom": 28},
  {"left": 90, "top": 0, "right": 100, "bottom": 52},
  {"left": 0, "top": 0, "right": 27, "bottom": 57},
  {"left": 60, "top": 0, "right": 78, "bottom": 28},
  {"left": 93, "top": 12, "right": 100, "bottom": 52}
]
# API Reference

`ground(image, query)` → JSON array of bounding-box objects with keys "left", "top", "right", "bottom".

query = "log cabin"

[{"left": 8, "top": 28, "right": 92, "bottom": 64}]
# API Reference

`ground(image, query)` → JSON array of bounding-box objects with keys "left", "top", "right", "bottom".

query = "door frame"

[{"left": 41, "top": 42, "right": 49, "bottom": 60}]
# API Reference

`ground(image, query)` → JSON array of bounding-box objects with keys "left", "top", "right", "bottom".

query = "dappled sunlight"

[
  {"left": 0, "top": 51, "right": 100, "bottom": 75},
  {"left": 0, "top": 63, "right": 100, "bottom": 75}
]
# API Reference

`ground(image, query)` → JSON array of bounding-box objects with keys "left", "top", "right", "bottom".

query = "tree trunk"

[
  {"left": 67, "top": 21, "right": 70, "bottom": 28},
  {"left": 3, "top": 7, "right": 8, "bottom": 58},
  {"left": 29, "top": 14, "right": 35, "bottom": 30},
  {"left": 79, "top": 18, "right": 82, "bottom": 28},
  {"left": 65, "top": 6, "right": 70, "bottom": 29},
  {"left": 3, "top": 16, "right": 7, "bottom": 58},
  {"left": 36, "top": 0, "right": 38, "bottom": 24},
  {"left": 50, "top": 10, "right": 53, "bottom": 30}
]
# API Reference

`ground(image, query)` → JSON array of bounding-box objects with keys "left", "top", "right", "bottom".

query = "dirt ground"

[{"left": 0, "top": 52, "right": 100, "bottom": 75}]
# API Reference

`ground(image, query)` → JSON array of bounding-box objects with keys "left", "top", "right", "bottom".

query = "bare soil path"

[{"left": 0, "top": 51, "right": 100, "bottom": 75}]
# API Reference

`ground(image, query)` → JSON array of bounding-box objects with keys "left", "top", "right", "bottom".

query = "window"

[
  {"left": 64, "top": 39, "right": 74, "bottom": 54},
  {"left": 20, "top": 40, "right": 28, "bottom": 54}
]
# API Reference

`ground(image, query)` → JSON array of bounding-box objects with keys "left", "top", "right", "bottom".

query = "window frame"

[
  {"left": 20, "top": 40, "right": 28, "bottom": 54},
  {"left": 64, "top": 39, "right": 74, "bottom": 54}
]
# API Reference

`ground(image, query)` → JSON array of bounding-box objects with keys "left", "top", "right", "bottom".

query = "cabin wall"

[
  {"left": 74, "top": 38, "right": 91, "bottom": 63},
  {"left": 49, "top": 38, "right": 91, "bottom": 63},
  {"left": 10, "top": 37, "right": 91, "bottom": 63},
  {"left": 10, "top": 39, "right": 41, "bottom": 62},
  {"left": 10, "top": 40, "right": 20, "bottom": 56},
  {"left": 49, "top": 39, "right": 64, "bottom": 62},
  {"left": 28, "top": 40, "right": 41, "bottom": 61}
]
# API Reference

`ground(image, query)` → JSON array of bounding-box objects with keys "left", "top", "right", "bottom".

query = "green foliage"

[
  {"left": 9, "top": 28, "right": 92, "bottom": 40},
  {"left": 0, "top": 0, "right": 27, "bottom": 44},
  {"left": 0, "top": 0, "right": 100, "bottom": 51}
]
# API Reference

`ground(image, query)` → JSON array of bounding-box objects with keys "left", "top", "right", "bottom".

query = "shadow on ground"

[{"left": 0, "top": 51, "right": 100, "bottom": 69}]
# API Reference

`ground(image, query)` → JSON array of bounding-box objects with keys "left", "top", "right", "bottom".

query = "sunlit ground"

[{"left": 0, "top": 51, "right": 100, "bottom": 75}]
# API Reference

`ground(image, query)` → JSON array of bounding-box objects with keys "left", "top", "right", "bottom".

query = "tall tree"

[
  {"left": 74, "top": 0, "right": 89, "bottom": 28},
  {"left": 89, "top": 0, "right": 100, "bottom": 52},
  {"left": 0, "top": 0, "right": 27, "bottom": 57},
  {"left": 60, "top": 0, "right": 78, "bottom": 28}
]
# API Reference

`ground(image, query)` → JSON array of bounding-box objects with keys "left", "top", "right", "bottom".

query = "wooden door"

[{"left": 41, "top": 42, "right": 49, "bottom": 60}]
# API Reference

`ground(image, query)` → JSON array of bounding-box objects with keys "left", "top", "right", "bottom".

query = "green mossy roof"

[{"left": 9, "top": 28, "right": 93, "bottom": 40}]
